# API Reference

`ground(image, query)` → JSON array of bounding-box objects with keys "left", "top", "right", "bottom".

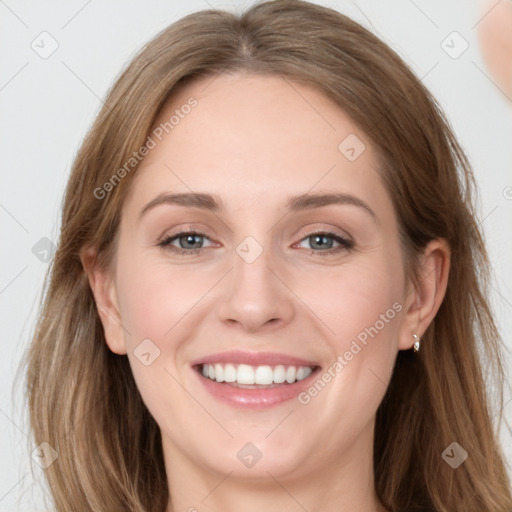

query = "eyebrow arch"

[
  {"left": 139, "top": 191, "right": 376, "bottom": 220},
  {"left": 139, "top": 192, "right": 222, "bottom": 218},
  {"left": 286, "top": 192, "right": 376, "bottom": 219}
]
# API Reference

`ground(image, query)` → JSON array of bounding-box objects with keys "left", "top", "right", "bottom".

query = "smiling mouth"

[{"left": 194, "top": 363, "right": 320, "bottom": 388}]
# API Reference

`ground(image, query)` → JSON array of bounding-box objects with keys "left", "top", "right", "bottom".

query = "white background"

[{"left": 1, "top": 0, "right": 511, "bottom": 510}]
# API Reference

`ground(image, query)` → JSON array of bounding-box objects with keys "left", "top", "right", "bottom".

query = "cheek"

[
  {"left": 113, "top": 251, "right": 209, "bottom": 426},
  {"left": 292, "top": 258, "right": 403, "bottom": 435},
  {"left": 298, "top": 249, "right": 404, "bottom": 405},
  {"left": 114, "top": 250, "right": 216, "bottom": 346},
  {"left": 337, "top": 268, "right": 402, "bottom": 350},
  {"left": 299, "top": 255, "right": 404, "bottom": 350}
]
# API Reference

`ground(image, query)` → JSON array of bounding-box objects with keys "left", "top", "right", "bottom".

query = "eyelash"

[{"left": 157, "top": 230, "right": 354, "bottom": 256}]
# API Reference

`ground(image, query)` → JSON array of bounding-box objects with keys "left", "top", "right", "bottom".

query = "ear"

[
  {"left": 80, "top": 245, "right": 127, "bottom": 355},
  {"left": 398, "top": 239, "right": 451, "bottom": 350}
]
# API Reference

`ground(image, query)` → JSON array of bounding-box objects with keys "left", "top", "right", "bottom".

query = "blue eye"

[
  {"left": 158, "top": 232, "right": 213, "bottom": 254},
  {"left": 158, "top": 230, "right": 353, "bottom": 256},
  {"left": 296, "top": 232, "right": 354, "bottom": 254}
]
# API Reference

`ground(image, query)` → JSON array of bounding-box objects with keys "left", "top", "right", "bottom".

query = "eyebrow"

[{"left": 139, "top": 191, "right": 376, "bottom": 220}]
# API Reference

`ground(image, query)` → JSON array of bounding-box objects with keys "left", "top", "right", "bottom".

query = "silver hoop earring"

[{"left": 412, "top": 333, "right": 421, "bottom": 353}]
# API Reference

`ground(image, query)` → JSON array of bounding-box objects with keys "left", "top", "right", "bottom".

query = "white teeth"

[
  {"left": 200, "top": 363, "right": 315, "bottom": 385},
  {"left": 214, "top": 363, "right": 224, "bottom": 383},
  {"left": 255, "top": 365, "right": 273, "bottom": 385},
  {"left": 237, "top": 364, "right": 255, "bottom": 384},
  {"left": 224, "top": 363, "right": 236, "bottom": 383},
  {"left": 297, "top": 366, "right": 312, "bottom": 381},
  {"left": 273, "top": 365, "right": 286, "bottom": 383}
]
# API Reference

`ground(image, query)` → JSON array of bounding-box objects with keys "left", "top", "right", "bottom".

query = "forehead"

[{"left": 125, "top": 72, "right": 392, "bottom": 219}]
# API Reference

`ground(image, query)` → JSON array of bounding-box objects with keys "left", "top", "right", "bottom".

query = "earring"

[{"left": 412, "top": 333, "right": 421, "bottom": 352}]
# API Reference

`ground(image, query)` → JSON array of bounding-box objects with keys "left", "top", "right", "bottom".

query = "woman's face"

[{"left": 100, "top": 72, "right": 418, "bottom": 482}]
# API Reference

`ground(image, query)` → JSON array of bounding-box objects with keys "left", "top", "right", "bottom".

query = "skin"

[
  {"left": 478, "top": 0, "right": 512, "bottom": 101},
  {"left": 83, "top": 72, "right": 450, "bottom": 512}
]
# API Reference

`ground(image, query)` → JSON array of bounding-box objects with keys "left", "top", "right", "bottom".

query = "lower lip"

[{"left": 194, "top": 367, "right": 320, "bottom": 409}]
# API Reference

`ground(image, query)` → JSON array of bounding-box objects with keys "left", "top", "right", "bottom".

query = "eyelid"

[
  {"left": 158, "top": 230, "right": 216, "bottom": 249},
  {"left": 293, "top": 224, "right": 354, "bottom": 245},
  {"left": 157, "top": 223, "right": 215, "bottom": 243}
]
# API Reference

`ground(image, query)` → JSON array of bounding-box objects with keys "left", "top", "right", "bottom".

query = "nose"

[{"left": 217, "top": 243, "right": 295, "bottom": 334}]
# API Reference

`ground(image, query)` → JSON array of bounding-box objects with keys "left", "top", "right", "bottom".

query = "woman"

[{"left": 24, "top": 1, "right": 512, "bottom": 511}]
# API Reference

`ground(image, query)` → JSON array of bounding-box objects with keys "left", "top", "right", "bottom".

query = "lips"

[
  {"left": 190, "top": 350, "right": 321, "bottom": 409},
  {"left": 190, "top": 350, "right": 319, "bottom": 368}
]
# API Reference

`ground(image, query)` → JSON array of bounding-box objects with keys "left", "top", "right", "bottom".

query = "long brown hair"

[{"left": 23, "top": 1, "right": 512, "bottom": 510}]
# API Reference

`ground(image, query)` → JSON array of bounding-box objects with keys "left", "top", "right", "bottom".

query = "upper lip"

[{"left": 190, "top": 350, "right": 320, "bottom": 368}]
